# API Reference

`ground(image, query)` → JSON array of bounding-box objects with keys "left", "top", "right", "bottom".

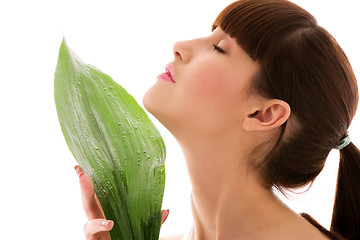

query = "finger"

[
  {"left": 75, "top": 165, "right": 106, "bottom": 219},
  {"left": 75, "top": 165, "right": 83, "bottom": 176},
  {"left": 79, "top": 171, "right": 105, "bottom": 220},
  {"left": 160, "top": 209, "right": 169, "bottom": 226},
  {"left": 84, "top": 219, "right": 114, "bottom": 237},
  {"left": 74, "top": 165, "right": 104, "bottom": 216}
]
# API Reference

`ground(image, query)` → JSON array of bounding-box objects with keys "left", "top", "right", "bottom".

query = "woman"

[{"left": 75, "top": 0, "right": 360, "bottom": 239}]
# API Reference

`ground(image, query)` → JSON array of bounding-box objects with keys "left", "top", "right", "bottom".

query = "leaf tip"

[{"left": 60, "top": 36, "right": 70, "bottom": 54}]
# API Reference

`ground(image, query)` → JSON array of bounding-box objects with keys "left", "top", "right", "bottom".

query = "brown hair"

[{"left": 213, "top": 0, "right": 359, "bottom": 239}]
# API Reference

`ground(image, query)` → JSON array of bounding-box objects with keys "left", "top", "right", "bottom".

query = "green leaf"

[{"left": 54, "top": 38, "right": 166, "bottom": 240}]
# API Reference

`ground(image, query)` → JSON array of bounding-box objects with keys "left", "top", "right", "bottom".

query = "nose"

[
  {"left": 172, "top": 40, "right": 191, "bottom": 63},
  {"left": 173, "top": 42, "right": 182, "bottom": 61}
]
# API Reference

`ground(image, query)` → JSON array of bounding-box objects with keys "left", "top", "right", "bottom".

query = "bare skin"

[
  {"left": 78, "top": 28, "right": 330, "bottom": 240},
  {"left": 143, "top": 28, "right": 330, "bottom": 240}
]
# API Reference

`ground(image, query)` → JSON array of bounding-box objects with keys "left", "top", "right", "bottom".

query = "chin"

[
  {"left": 143, "top": 86, "right": 155, "bottom": 113},
  {"left": 143, "top": 88, "right": 175, "bottom": 133},
  {"left": 143, "top": 86, "right": 164, "bottom": 121}
]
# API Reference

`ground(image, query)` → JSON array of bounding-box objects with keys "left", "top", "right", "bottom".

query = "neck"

[{"left": 175, "top": 130, "right": 298, "bottom": 240}]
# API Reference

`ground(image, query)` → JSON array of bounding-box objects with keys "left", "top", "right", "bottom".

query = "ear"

[{"left": 242, "top": 99, "right": 291, "bottom": 131}]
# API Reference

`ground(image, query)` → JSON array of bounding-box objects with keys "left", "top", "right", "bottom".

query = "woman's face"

[{"left": 143, "top": 28, "right": 259, "bottom": 136}]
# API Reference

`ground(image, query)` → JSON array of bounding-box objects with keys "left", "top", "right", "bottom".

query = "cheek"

[
  {"left": 182, "top": 62, "right": 245, "bottom": 113},
  {"left": 175, "top": 63, "right": 250, "bottom": 131},
  {"left": 186, "top": 62, "right": 224, "bottom": 98}
]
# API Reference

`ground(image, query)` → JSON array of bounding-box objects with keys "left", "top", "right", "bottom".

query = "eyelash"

[{"left": 213, "top": 44, "right": 226, "bottom": 54}]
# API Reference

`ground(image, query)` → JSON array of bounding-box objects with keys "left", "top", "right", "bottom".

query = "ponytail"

[{"left": 331, "top": 142, "right": 360, "bottom": 240}]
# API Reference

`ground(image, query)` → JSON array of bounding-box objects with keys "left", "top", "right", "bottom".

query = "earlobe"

[{"left": 242, "top": 100, "right": 291, "bottom": 131}]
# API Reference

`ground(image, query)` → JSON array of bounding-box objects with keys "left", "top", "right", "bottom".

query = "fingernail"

[
  {"left": 164, "top": 209, "right": 170, "bottom": 220},
  {"left": 102, "top": 220, "right": 110, "bottom": 226},
  {"left": 79, "top": 172, "right": 85, "bottom": 178},
  {"left": 74, "top": 165, "right": 79, "bottom": 170}
]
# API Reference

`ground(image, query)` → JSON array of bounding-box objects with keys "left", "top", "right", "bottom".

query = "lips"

[{"left": 158, "top": 63, "right": 176, "bottom": 83}]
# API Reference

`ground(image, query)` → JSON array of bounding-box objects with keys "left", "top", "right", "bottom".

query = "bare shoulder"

[{"left": 159, "top": 234, "right": 185, "bottom": 240}]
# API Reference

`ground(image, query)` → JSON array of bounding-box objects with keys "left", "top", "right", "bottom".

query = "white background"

[{"left": 0, "top": 0, "right": 359, "bottom": 239}]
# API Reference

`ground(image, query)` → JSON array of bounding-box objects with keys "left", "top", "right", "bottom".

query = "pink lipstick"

[{"left": 158, "top": 63, "right": 176, "bottom": 83}]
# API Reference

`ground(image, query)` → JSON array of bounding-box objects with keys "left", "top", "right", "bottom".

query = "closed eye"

[{"left": 213, "top": 44, "right": 226, "bottom": 54}]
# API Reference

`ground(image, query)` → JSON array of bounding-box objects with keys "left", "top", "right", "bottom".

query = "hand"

[{"left": 75, "top": 165, "right": 169, "bottom": 240}]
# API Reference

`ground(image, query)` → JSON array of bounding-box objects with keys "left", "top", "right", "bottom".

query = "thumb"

[{"left": 160, "top": 209, "right": 170, "bottom": 226}]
